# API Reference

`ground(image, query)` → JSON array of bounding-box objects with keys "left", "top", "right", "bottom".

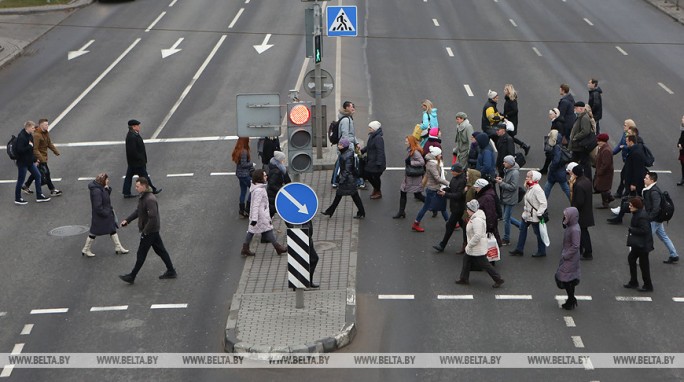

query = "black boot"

[
  {"left": 239, "top": 203, "right": 247, "bottom": 218},
  {"left": 522, "top": 143, "right": 530, "bottom": 156}
]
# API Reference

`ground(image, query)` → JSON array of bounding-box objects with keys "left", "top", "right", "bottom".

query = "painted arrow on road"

[
  {"left": 253, "top": 34, "right": 273, "bottom": 54},
  {"left": 161, "top": 37, "right": 184, "bottom": 58},
  {"left": 280, "top": 188, "right": 309, "bottom": 214},
  {"left": 68, "top": 40, "right": 94, "bottom": 60}
]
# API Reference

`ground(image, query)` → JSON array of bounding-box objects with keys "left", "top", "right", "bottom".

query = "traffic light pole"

[{"left": 313, "top": 2, "right": 323, "bottom": 160}]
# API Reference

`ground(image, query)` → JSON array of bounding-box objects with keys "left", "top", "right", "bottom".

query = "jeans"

[
  {"left": 15, "top": 163, "right": 42, "bottom": 201},
  {"left": 515, "top": 221, "right": 545, "bottom": 255},
  {"left": 651, "top": 222, "right": 678, "bottom": 257},
  {"left": 416, "top": 189, "right": 448, "bottom": 222},
  {"left": 130, "top": 232, "right": 175, "bottom": 277},
  {"left": 25, "top": 162, "right": 54, "bottom": 191},
  {"left": 502, "top": 204, "right": 521, "bottom": 241},
  {"left": 123, "top": 165, "right": 156, "bottom": 195},
  {"left": 543, "top": 180, "right": 570, "bottom": 201},
  {"left": 238, "top": 175, "right": 251, "bottom": 204}
]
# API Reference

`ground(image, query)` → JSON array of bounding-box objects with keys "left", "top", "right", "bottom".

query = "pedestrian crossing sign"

[{"left": 327, "top": 6, "right": 357, "bottom": 37}]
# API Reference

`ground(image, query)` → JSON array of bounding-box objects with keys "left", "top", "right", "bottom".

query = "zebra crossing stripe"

[{"left": 287, "top": 228, "right": 311, "bottom": 289}]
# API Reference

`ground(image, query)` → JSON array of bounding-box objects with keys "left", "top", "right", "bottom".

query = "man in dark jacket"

[
  {"left": 361, "top": 121, "right": 386, "bottom": 199},
  {"left": 495, "top": 124, "right": 515, "bottom": 176},
  {"left": 569, "top": 101, "right": 594, "bottom": 183},
  {"left": 558, "top": 84, "right": 576, "bottom": 142},
  {"left": 608, "top": 136, "right": 649, "bottom": 225},
  {"left": 119, "top": 177, "right": 176, "bottom": 284},
  {"left": 588, "top": 79, "right": 603, "bottom": 134},
  {"left": 433, "top": 163, "right": 466, "bottom": 252},
  {"left": 123, "top": 119, "right": 161, "bottom": 198},
  {"left": 570, "top": 166, "right": 595, "bottom": 260},
  {"left": 14, "top": 121, "right": 50, "bottom": 204},
  {"left": 643, "top": 172, "right": 679, "bottom": 263}
]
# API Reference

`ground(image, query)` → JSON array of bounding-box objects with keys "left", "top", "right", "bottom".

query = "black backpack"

[
  {"left": 6, "top": 135, "right": 17, "bottom": 160},
  {"left": 658, "top": 190, "right": 675, "bottom": 223},
  {"left": 643, "top": 144, "right": 655, "bottom": 167},
  {"left": 328, "top": 116, "right": 348, "bottom": 145},
  {"left": 514, "top": 152, "right": 526, "bottom": 168}
]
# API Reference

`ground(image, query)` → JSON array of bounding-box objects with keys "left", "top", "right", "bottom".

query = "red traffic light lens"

[{"left": 289, "top": 104, "right": 311, "bottom": 125}]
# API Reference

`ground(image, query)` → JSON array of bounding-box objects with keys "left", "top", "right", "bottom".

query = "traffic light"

[
  {"left": 287, "top": 102, "right": 314, "bottom": 173},
  {"left": 314, "top": 35, "right": 322, "bottom": 63}
]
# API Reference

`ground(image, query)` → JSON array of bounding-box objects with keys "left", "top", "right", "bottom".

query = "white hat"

[
  {"left": 474, "top": 178, "right": 489, "bottom": 189},
  {"left": 429, "top": 146, "right": 442, "bottom": 156},
  {"left": 368, "top": 121, "right": 381, "bottom": 131},
  {"left": 566, "top": 162, "right": 578, "bottom": 173},
  {"left": 488, "top": 89, "right": 498, "bottom": 99},
  {"left": 530, "top": 171, "right": 542, "bottom": 182}
]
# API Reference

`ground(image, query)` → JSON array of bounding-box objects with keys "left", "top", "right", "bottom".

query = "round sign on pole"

[
  {"left": 304, "top": 69, "right": 334, "bottom": 99},
  {"left": 275, "top": 183, "right": 319, "bottom": 225}
]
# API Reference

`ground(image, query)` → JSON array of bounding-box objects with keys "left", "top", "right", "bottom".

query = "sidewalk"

[{"left": 644, "top": 0, "right": 684, "bottom": 23}]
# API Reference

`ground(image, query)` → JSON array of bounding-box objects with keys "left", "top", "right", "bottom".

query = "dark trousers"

[
  {"left": 123, "top": 165, "right": 156, "bottom": 195},
  {"left": 397, "top": 191, "right": 424, "bottom": 214},
  {"left": 439, "top": 209, "right": 465, "bottom": 248},
  {"left": 25, "top": 162, "right": 54, "bottom": 191},
  {"left": 565, "top": 284, "right": 576, "bottom": 301},
  {"left": 580, "top": 226, "right": 592, "bottom": 255},
  {"left": 15, "top": 163, "right": 41, "bottom": 201},
  {"left": 628, "top": 248, "right": 652, "bottom": 288},
  {"left": 573, "top": 150, "right": 593, "bottom": 183},
  {"left": 130, "top": 232, "right": 174, "bottom": 276},
  {"left": 325, "top": 192, "right": 365, "bottom": 216},
  {"left": 365, "top": 171, "right": 382, "bottom": 192},
  {"left": 459, "top": 255, "right": 502, "bottom": 283}
]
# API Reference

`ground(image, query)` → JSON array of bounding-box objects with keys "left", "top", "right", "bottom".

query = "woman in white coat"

[
  {"left": 240, "top": 169, "right": 287, "bottom": 257},
  {"left": 455, "top": 199, "right": 505, "bottom": 288}
]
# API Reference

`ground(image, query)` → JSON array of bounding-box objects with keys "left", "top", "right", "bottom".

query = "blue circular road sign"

[{"left": 275, "top": 182, "right": 319, "bottom": 225}]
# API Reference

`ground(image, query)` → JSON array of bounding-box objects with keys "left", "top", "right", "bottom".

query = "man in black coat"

[
  {"left": 122, "top": 119, "right": 161, "bottom": 198},
  {"left": 495, "top": 124, "right": 515, "bottom": 176},
  {"left": 433, "top": 164, "right": 467, "bottom": 252},
  {"left": 14, "top": 121, "right": 50, "bottom": 204},
  {"left": 570, "top": 166, "right": 595, "bottom": 260},
  {"left": 588, "top": 78, "right": 603, "bottom": 134},
  {"left": 558, "top": 84, "right": 576, "bottom": 142},
  {"left": 622, "top": 135, "right": 647, "bottom": 196}
]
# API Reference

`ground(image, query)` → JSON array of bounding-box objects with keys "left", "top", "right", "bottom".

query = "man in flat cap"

[{"left": 123, "top": 119, "right": 161, "bottom": 198}]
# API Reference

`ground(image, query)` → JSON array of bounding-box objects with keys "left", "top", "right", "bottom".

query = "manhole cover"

[
  {"left": 49, "top": 225, "right": 89, "bottom": 237},
  {"left": 315, "top": 241, "right": 337, "bottom": 252}
]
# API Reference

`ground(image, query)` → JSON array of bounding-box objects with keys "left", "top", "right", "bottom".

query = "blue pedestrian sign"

[
  {"left": 327, "top": 6, "right": 357, "bottom": 37},
  {"left": 275, "top": 183, "right": 319, "bottom": 225}
]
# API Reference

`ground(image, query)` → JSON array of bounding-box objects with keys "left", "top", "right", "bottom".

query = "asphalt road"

[{"left": 1, "top": 0, "right": 683, "bottom": 381}]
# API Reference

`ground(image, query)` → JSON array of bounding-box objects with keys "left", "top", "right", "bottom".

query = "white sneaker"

[
  {"left": 611, "top": 207, "right": 620, "bottom": 215},
  {"left": 36, "top": 194, "right": 51, "bottom": 203}
]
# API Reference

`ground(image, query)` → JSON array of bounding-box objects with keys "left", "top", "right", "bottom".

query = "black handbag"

[
  {"left": 405, "top": 164, "right": 425, "bottom": 177},
  {"left": 430, "top": 193, "right": 447, "bottom": 212}
]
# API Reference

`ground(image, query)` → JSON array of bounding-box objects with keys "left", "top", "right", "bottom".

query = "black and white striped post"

[{"left": 287, "top": 227, "right": 311, "bottom": 308}]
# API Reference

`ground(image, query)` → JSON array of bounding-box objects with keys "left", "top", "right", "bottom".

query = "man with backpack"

[
  {"left": 13, "top": 121, "right": 50, "bottom": 205},
  {"left": 331, "top": 101, "right": 365, "bottom": 189},
  {"left": 22, "top": 119, "right": 62, "bottom": 197},
  {"left": 642, "top": 172, "right": 679, "bottom": 264}
]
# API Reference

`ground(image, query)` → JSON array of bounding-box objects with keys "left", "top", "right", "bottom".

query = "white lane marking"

[
  {"left": 152, "top": 35, "right": 227, "bottom": 139},
  {"left": 0, "top": 312, "right": 6, "bottom": 317},
  {"left": 437, "top": 295, "right": 474, "bottom": 300},
  {"left": 673, "top": 297, "right": 684, "bottom": 302},
  {"left": 0, "top": 180, "right": 16, "bottom": 184},
  {"left": 615, "top": 45, "right": 628, "bottom": 55},
  {"left": 20, "top": 324, "right": 33, "bottom": 335},
  {"left": 495, "top": 295, "right": 532, "bottom": 300},
  {"left": 245, "top": 0, "right": 251, "bottom": 3},
  {"left": 150, "top": 303, "right": 188, "bottom": 309},
  {"left": 146, "top": 11, "right": 167, "bottom": 32},
  {"left": 432, "top": 19, "right": 440, "bottom": 26},
  {"left": 30, "top": 308, "right": 68, "bottom": 314},
  {"left": 51, "top": 38, "right": 141, "bottom": 130},
  {"left": 67, "top": 39, "right": 95, "bottom": 60},
  {"left": 446, "top": 47, "right": 454, "bottom": 57},
  {"left": 509, "top": 19, "right": 517, "bottom": 27},
  {"left": 228, "top": 8, "right": 244, "bottom": 29},
  {"left": 555, "top": 295, "right": 592, "bottom": 301},
  {"left": 564, "top": 317, "right": 576, "bottom": 327},
  {"left": 584, "top": 358, "right": 595, "bottom": 370},
  {"left": 166, "top": 173, "right": 194, "bottom": 177},
  {"left": 572, "top": 336, "right": 584, "bottom": 348},
  {"left": 378, "top": 295, "right": 414, "bottom": 300},
  {"left": 10, "top": 344, "right": 23, "bottom": 355},
  {"left": 90, "top": 305, "right": 128, "bottom": 312},
  {"left": 168, "top": 0, "right": 177, "bottom": 6},
  {"left": 210, "top": 172, "right": 235, "bottom": 176},
  {"left": 615, "top": 296, "right": 652, "bottom": 302},
  {"left": 56, "top": 136, "right": 238, "bottom": 148},
  {"left": 658, "top": 82, "right": 675, "bottom": 94},
  {"left": 583, "top": 18, "right": 594, "bottom": 26},
  {"left": 78, "top": 177, "right": 96, "bottom": 181},
  {"left": 614, "top": 169, "right": 671, "bottom": 173},
  {"left": 464, "top": 84, "right": 474, "bottom": 97},
  {"left": 0, "top": 365, "right": 14, "bottom": 377},
  {"left": 532, "top": 47, "right": 542, "bottom": 56}
]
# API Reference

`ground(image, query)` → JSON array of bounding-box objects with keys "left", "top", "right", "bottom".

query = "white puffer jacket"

[
  {"left": 247, "top": 183, "right": 273, "bottom": 234},
  {"left": 465, "top": 209, "right": 488, "bottom": 256}
]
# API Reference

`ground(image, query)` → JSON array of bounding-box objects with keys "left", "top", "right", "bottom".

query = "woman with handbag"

[
  {"left": 232, "top": 137, "right": 253, "bottom": 218},
  {"left": 455, "top": 199, "right": 505, "bottom": 288},
  {"left": 556, "top": 207, "right": 581, "bottom": 310},
  {"left": 510, "top": 171, "right": 548, "bottom": 257},
  {"left": 321, "top": 138, "right": 366, "bottom": 219},
  {"left": 393, "top": 135, "right": 426, "bottom": 219},
  {"left": 411, "top": 146, "right": 449, "bottom": 232},
  {"left": 623, "top": 197, "right": 654, "bottom": 292}
]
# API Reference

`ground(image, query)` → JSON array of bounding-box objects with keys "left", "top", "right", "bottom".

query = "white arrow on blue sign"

[
  {"left": 275, "top": 183, "right": 319, "bottom": 225},
  {"left": 327, "top": 6, "right": 357, "bottom": 37}
]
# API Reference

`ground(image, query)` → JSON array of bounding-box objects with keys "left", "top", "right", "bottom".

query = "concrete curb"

[
  {"left": 643, "top": 0, "right": 684, "bottom": 24},
  {"left": 0, "top": 0, "right": 92, "bottom": 15}
]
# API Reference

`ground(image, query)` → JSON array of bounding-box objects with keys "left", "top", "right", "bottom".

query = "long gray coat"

[
  {"left": 400, "top": 149, "right": 425, "bottom": 193},
  {"left": 88, "top": 181, "right": 118, "bottom": 236},
  {"left": 556, "top": 207, "right": 581, "bottom": 282}
]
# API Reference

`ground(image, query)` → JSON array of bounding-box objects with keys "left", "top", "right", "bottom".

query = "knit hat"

[
  {"left": 128, "top": 119, "right": 141, "bottom": 126},
  {"left": 574, "top": 101, "right": 585, "bottom": 107},
  {"left": 273, "top": 151, "right": 286, "bottom": 162},
  {"left": 466, "top": 199, "right": 480, "bottom": 212},
  {"left": 488, "top": 89, "right": 498, "bottom": 99},
  {"left": 368, "top": 121, "right": 381, "bottom": 131},
  {"left": 339, "top": 137, "right": 350, "bottom": 149},
  {"left": 530, "top": 171, "right": 542, "bottom": 182},
  {"left": 474, "top": 178, "right": 489, "bottom": 189},
  {"left": 596, "top": 133, "right": 609, "bottom": 142},
  {"left": 566, "top": 162, "right": 578, "bottom": 173},
  {"left": 429, "top": 127, "right": 439, "bottom": 138},
  {"left": 503, "top": 155, "right": 516, "bottom": 166},
  {"left": 549, "top": 108, "right": 560, "bottom": 118},
  {"left": 572, "top": 165, "right": 584, "bottom": 177},
  {"left": 429, "top": 146, "right": 442, "bottom": 156},
  {"left": 455, "top": 112, "right": 468, "bottom": 119},
  {"left": 451, "top": 163, "right": 464, "bottom": 173}
]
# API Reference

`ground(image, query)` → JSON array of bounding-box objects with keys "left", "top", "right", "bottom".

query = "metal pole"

[{"left": 314, "top": 2, "right": 323, "bottom": 159}]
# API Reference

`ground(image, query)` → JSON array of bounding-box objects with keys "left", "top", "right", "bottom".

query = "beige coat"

[
  {"left": 465, "top": 209, "right": 488, "bottom": 256},
  {"left": 521, "top": 183, "right": 547, "bottom": 223}
]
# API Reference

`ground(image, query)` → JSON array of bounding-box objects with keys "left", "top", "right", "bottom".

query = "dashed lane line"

[
  {"left": 437, "top": 295, "right": 474, "bottom": 300},
  {"left": 0, "top": 365, "right": 13, "bottom": 378},
  {"left": 583, "top": 18, "right": 594, "bottom": 26},
  {"left": 464, "top": 84, "right": 474, "bottom": 97},
  {"left": 446, "top": 47, "right": 454, "bottom": 57},
  {"left": 10, "top": 344, "right": 23, "bottom": 355},
  {"left": 563, "top": 316, "right": 576, "bottom": 327},
  {"left": 20, "top": 324, "right": 33, "bottom": 335},
  {"left": 571, "top": 336, "right": 584, "bottom": 348},
  {"left": 432, "top": 19, "right": 440, "bottom": 27},
  {"left": 90, "top": 306, "right": 129, "bottom": 312},
  {"left": 210, "top": 172, "right": 235, "bottom": 176},
  {"left": 509, "top": 19, "right": 517, "bottom": 27},
  {"left": 615, "top": 296, "right": 652, "bottom": 302},
  {"left": 495, "top": 295, "right": 532, "bottom": 300},
  {"left": 658, "top": 82, "right": 675, "bottom": 94},
  {"left": 150, "top": 303, "right": 188, "bottom": 309},
  {"left": 532, "top": 47, "right": 542, "bottom": 56},
  {"left": 166, "top": 173, "right": 194, "bottom": 177},
  {"left": 30, "top": 308, "right": 68, "bottom": 315},
  {"left": 615, "top": 45, "right": 629, "bottom": 55},
  {"left": 228, "top": 8, "right": 244, "bottom": 29},
  {"left": 168, "top": 0, "right": 177, "bottom": 6},
  {"left": 145, "top": 11, "right": 166, "bottom": 32},
  {"left": 0, "top": 312, "right": 6, "bottom": 317},
  {"left": 378, "top": 295, "right": 414, "bottom": 300},
  {"left": 673, "top": 297, "right": 684, "bottom": 302}
]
